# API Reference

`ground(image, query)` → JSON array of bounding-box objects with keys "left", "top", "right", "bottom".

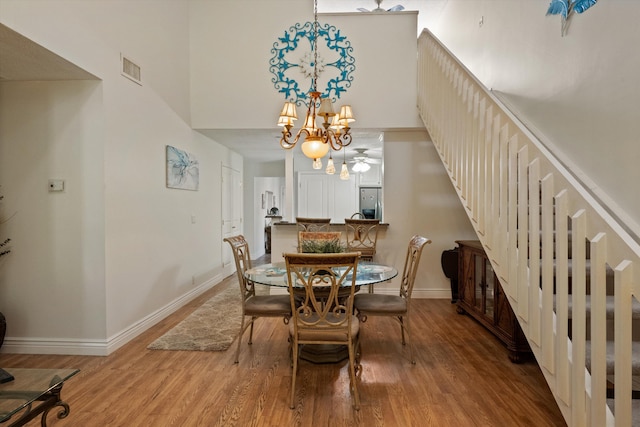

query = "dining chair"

[
  {"left": 223, "top": 235, "right": 291, "bottom": 364},
  {"left": 295, "top": 217, "right": 331, "bottom": 251},
  {"left": 345, "top": 218, "right": 380, "bottom": 293},
  {"left": 284, "top": 252, "right": 362, "bottom": 410},
  {"left": 353, "top": 234, "right": 431, "bottom": 364},
  {"left": 344, "top": 218, "right": 380, "bottom": 261}
]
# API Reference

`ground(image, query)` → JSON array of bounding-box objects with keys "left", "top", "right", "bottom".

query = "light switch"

[{"left": 48, "top": 179, "right": 65, "bottom": 192}]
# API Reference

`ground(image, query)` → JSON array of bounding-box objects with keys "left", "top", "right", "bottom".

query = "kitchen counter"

[{"left": 270, "top": 221, "right": 388, "bottom": 262}]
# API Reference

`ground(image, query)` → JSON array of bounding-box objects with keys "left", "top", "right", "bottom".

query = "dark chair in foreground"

[
  {"left": 284, "top": 252, "right": 362, "bottom": 410},
  {"left": 353, "top": 235, "right": 431, "bottom": 364},
  {"left": 224, "top": 235, "right": 291, "bottom": 364}
]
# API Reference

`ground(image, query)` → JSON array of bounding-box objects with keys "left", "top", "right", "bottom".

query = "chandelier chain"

[
  {"left": 276, "top": 0, "right": 355, "bottom": 163},
  {"left": 313, "top": 0, "right": 319, "bottom": 93}
]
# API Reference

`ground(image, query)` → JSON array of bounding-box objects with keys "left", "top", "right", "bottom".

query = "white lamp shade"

[
  {"left": 302, "top": 112, "right": 317, "bottom": 131},
  {"left": 278, "top": 102, "right": 298, "bottom": 123},
  {"left": 330, "top": 114, "right": 344, "bottom": 131},
  {"left": 301, "top": 137, "right": 330, "bottom": 160},
  {"left": 338, "top": 105, "right": 355, "bottom": 123},
  {"left": 317, "top": 98, "right": 335, "bottom": 117},
  {"left": 277, "top": 115, "right": 295, "bottom": 127}
]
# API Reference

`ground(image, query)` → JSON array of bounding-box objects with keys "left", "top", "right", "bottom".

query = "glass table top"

[
  {"left": 245, "top": 262, "right": 398, "bottom": 288},
  {"left": 0, "top": 368, "right": 79, "bottom": 423}
]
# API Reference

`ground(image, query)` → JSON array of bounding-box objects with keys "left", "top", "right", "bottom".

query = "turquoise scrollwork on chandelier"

[{"left": 269, "top": 21, "right": 355, "bottom": 106}]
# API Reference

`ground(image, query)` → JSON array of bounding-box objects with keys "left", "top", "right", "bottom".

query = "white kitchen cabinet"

[
  {"left": 357, "top": 164, "right": 382, "bottom": 186},
  {"left": 297, "top": 172, "right": 357, "bottom": 221}
]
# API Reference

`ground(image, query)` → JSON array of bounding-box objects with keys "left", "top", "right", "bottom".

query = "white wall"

[
  {"left": 380, "top": 130, "right": 477, "bottom": 297},
  {"left": 0, "top": 81, "right": 107, "bottom": 343},
  {"left": 0, "top": 0, "right": 241, "bottom": 354},
  {"left": 428, "top": 0, "right": 640, "bottom": 240},
  {"left": 190, "top": 3, "right": 422, "bottom": 130}
]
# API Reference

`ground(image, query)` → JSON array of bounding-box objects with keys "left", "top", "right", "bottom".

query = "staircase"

[{"left": 418, "top": 29, "right": 640, "bottom": 426}]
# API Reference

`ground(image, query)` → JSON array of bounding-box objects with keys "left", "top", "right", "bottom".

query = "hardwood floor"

[{"left": 0, "top": 260, "right": 566, "bottom": 426}]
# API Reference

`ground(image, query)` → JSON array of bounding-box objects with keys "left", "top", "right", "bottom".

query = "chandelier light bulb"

[
  {"left": 340, "top": 161, "right": 350, "bottom": 180},
  {"left": 313, "top": 158, "right": 322, "bottom": 169},
  {"left": 326, "top": 155, "right": 335, "bottom": 174}
]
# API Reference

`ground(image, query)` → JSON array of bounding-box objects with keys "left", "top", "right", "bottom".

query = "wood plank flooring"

[{"left": 0, "top": 265, "right": 566, "bottom": 426}]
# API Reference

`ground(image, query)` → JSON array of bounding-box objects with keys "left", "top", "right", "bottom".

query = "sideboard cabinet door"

[{"left": 455, "top": 240, "right": 530, "bottom": 362}]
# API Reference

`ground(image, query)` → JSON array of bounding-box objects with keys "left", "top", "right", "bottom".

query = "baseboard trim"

[{"left": 1, "top": 274, "right": 224, "bottom": 356}]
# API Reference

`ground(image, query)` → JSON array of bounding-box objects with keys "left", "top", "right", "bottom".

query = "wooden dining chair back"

[
  {"left": 296, "top": 217, "right": 331, "bottom": 251},
  {"left": 284, "top": 252, "right": 362, "bottom": 410},
  {"left": 345, "top": 218, "right": 380, "bottom": 292},
  {"left": 223, "top": 235, "right": 291, "bottom": 364},
  {"left": 353, "top": 235, "right": 431, "bottom": 364}
]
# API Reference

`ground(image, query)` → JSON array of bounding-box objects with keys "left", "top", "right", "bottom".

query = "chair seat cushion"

[
  {"left": 289, "top": 313, "right": 359, "bottom": 342},
  {"left": 244, "top": 294, "right": 291, "bottom": 316},
  {"left": 353, "top": 294, "right": 406, "bottom": 315}
]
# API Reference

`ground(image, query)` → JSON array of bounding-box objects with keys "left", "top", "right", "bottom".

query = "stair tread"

[
  {"left": 606, "top": 399, "right": 640, "bottom": 426},
  {"left": 586, "top": 341, "right": 640, "bottom": 375},
  {"left": 555, "top": 295, "right": 640, "bottom": 319},
  {"left": 552, "top": 259, "right": 615, "bottom": 278}
]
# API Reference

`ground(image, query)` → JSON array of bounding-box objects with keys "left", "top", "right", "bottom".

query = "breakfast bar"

[{"left": 269, "top": 221, "right": 389, "bottom": 262}]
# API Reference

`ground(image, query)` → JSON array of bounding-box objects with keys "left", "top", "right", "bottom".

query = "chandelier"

[{"left": 277, "top": 0, "right": 355, "bottom": 169}]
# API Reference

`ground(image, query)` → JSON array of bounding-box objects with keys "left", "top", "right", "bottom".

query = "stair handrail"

[{"left": 418, "top": 28, "right": 640, "bottom": 426}]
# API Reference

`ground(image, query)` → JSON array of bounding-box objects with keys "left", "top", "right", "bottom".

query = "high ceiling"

[{"left": 0, "top": 24, "right": 97, "bottom": 81}]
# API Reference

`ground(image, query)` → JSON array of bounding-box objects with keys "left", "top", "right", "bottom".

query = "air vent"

[{"left": 120, "top": 54, "right": 141, "bottom": 85}]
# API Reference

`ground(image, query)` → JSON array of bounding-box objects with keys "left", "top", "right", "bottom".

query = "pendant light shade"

[{"left": 301, "top": 137, "right": 330, "bottom": 161}]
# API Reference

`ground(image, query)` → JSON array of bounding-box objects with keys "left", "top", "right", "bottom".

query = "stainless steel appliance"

[{"left": 359, "top": 187, "right": 382, "bottom": 220}]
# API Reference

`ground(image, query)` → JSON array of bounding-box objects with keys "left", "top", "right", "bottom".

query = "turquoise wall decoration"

[
  {"left": 547, "top": 0, "right": 598, "bottom": 36},
  {"left": 269, "top": 21, "right": 355, "bottom": 106}
]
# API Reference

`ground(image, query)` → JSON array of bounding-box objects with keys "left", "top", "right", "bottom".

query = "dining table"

[
  {"left": 244, "top": 261, "right": 398, "bottom": 290},
  {"left": 244, "top": 260, "right": 398, "bottom": 363}
]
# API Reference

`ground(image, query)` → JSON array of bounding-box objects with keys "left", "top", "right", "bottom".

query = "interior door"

[{"left": 222, "top": 165, "right": 242, "bottom": 272}]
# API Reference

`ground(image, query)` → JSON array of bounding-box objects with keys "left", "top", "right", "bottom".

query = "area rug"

[{"left": 147, "top": 284, "right": 270, "bottom": 351}]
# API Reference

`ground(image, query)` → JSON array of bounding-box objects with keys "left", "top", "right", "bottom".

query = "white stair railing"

[{"left": 418, "top": 28, "right": 640, "bottom": 427}]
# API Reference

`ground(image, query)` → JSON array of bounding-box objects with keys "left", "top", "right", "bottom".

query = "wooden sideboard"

[{"left": 455, "top": 240, "right": 530, "bottom": 362}]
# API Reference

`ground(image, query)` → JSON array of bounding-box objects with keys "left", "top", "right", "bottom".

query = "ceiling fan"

[
  {"left": 349, "top": 148, "right": 381, "bottom": 172},
  {"left": 357, "top": 0, "right": 405, "bottom": 13}
]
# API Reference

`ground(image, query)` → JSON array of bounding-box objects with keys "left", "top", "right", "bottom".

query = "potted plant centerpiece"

[{"left": 299, "top": 232, "right": 346, "bottom": 277}]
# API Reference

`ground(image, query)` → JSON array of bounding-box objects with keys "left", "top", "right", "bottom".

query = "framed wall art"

[{"left": 166, "top": 145, "right": 199, "bottom": 191}]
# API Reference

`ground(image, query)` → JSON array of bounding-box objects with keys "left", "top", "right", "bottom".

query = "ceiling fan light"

[{"left": 359, "top": 162, "right": 371, "bottom": 172}]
